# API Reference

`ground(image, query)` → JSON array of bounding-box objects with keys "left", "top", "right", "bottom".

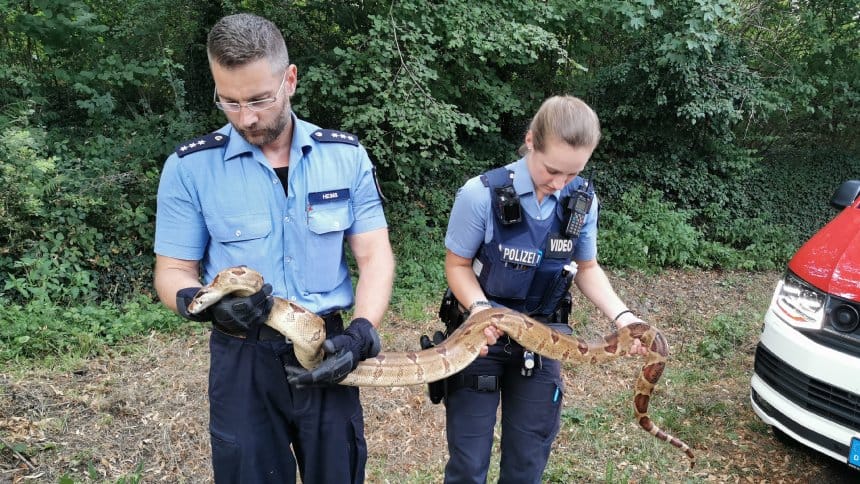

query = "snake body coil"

[{"left": 188, "top": 266, "right": 694, "bottom": 464}]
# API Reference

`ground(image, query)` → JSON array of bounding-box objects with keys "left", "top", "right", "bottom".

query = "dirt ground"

[{"left": 1, "top": 269, "right": 859, "bottom": 483}]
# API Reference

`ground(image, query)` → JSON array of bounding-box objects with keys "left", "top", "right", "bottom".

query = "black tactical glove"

[
  {"left": 176, "top": 287, "right": 209, "bottom": 322},
  {"left": 285, "top": 317, "right": 381, "bottom": 387},
  {"left": 176, "top": 284, "right": 274, "bottom": 333}
]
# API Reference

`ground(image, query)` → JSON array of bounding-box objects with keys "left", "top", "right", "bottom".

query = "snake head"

[
  {"left": 185, "top": 266, "right": 265, "bottom": 314},
  {"left": 186, "top": 287, "right": 222, "bottom": 314}
]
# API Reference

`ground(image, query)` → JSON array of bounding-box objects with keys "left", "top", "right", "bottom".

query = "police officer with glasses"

[{"left": 153, "top": 13, "right": 394, "bottom": 484}]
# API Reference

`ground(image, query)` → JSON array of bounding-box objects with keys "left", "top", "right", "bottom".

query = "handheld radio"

[{"left": 563, "top": 173, "right": 594, "bottom": 239}]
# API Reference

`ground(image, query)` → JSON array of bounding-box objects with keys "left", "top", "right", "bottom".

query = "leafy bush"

[
  {"left": 386, "top": 184, "right": 452, "bottom": 316},
  {"left": 296, "top": 0, "right": 570, "bottom": 212},
  {"left": 744, "top": 148, "right": 860, "bottom": 240},
  {"left": 0, "top": 296, "right": 183, "bottom": 363},
  {"left": 737, "top": 1, "right": 860, "bottom": 151},
  {"left": 0, "top": 107, "right": 206, "bottom": 306},
  {"left": 0, "top": 119, "right": 100, "bottom": 304},
  {"left": 581, "top": 0, "right": 767, "bottom": 213},
  {"left": 696, "top": 312, "right": 757, "bottom": 360},
  {"left": 598, "top": 182, "right": 804, "bottom": 270},
  {"left": 702, "top": 205, "right": 797, "bottom": 270},
  {"left": 0, "top": 0, "right": 857, "bottom": 327},
  {"left": 597, "top": 186, "right": 703, "bottom": 269}
]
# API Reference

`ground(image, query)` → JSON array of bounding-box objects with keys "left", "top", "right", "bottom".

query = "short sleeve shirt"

[{"left": 154, "top": 115, "right": 387, "bottom": 313}]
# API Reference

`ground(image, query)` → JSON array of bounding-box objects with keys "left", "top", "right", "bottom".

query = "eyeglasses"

[{"left": 213, "top": 72, "right": 287, "bottom": 113}]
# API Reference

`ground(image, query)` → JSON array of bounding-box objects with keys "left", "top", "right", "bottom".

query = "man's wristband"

[
  {"left": 612, "top": 309, "right": 634, "bottom": 324},
  {"left": 468, "top": 300, "right": 492, "bottom": 312}
]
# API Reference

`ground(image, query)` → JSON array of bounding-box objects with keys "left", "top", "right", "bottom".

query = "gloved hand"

[
  {"left": 176, "top": 287, "right": 209, "bottom": 322},
  {"left": 175, "top": 284, "right": 274, "bottom": 333},
  {"left": 285, "top": 317, "right": 381, "bottom": 387}
]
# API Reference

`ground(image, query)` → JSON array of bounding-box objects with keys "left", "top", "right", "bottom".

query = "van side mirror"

[{"left": 830, "top": 180, "right": 860, "bottom": 209}]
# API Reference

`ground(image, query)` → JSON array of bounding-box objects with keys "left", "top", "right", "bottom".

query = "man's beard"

[{"left": 235, "top": 104, "right": 290, "bottom": 147}]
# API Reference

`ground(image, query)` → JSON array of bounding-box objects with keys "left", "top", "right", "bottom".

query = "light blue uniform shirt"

[
  {"left": 444, "top": 157, "right": 598, "bottom": 261},
  {"left": 155, "top": 115, "right": 387, "bottom": 313}
]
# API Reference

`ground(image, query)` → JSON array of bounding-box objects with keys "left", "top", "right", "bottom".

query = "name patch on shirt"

[
  {"left": 308, "top": 189, "right": 350, "bottom": 205},
  {"left": 500, "top": 245, "right": 542, "bottom": 267},
  {"left": 545, "top": 234, "right": 574, "bottom": 259}
]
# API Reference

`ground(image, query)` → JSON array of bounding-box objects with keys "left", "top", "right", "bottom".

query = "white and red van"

[{"left": 750, "top": 180, "right": 860, "bottom": 467}]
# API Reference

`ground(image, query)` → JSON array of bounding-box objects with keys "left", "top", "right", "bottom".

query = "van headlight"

[{"left": 771, "top": 272, "right": 826, "bottom": 329}]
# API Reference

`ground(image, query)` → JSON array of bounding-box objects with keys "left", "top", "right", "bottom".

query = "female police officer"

[{"left": 442, "top": 95, "right": 646, "bottom": 483}]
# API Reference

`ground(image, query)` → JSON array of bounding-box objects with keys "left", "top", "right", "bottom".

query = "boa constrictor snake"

[{"left": 188, "top": 266, "right": 694, "bottom": 464}]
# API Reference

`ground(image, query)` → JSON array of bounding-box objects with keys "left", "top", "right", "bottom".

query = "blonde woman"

[{"left": 441, "top": 96, "right": 645, "bottom": 483}]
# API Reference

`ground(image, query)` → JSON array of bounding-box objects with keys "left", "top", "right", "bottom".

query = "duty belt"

[{"left": 448, "top": 374, "right": 500, "bottom": 393}]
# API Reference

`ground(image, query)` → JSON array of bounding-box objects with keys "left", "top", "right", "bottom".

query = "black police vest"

[{"left": 474, "top": 167, "right": 584, "bottom": 316}]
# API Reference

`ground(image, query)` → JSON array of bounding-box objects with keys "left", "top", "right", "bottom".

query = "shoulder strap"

[
  {"left": 480, "top": 167, "right": 515, "bottom": 189},
  {"left": 175, "top": 132, "right": 229, "bottom": 157},
  {"left": 311, "top": 129, "right": 359, "bottom": 146}
]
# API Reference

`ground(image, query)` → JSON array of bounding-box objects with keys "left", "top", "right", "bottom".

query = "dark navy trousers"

[
  {"left": 207, "top": 327, "right": 367, "bottom": 483},
  {"left": 443, "top": 339, "right": 565, "bottom": 484}
]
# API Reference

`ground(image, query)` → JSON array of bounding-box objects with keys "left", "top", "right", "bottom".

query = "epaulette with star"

[
  {"left": 311, "top": 129, "right": 359, "bottom": 146},
  {"left": 175, "top": 132, "right": 229, "bottom": 157}
]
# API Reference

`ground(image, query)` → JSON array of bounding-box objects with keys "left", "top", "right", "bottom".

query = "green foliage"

[
  {"left": 696, "top": 311, "right": 757, "bottom": 360},
  {"left": 701, "top": 206, "right": 797, "bottom": 270},
  {"left": 0, "top": 107, "right": 205, "bottom": 305},
  {"left": 386, "top": 184, "right": 452, "bottom": 314},
  {"left": 297, "top": 0, "right": 572, "bottom": 204},
  {"left": 589, "top": 0, "right": 762, "bottom": 209},
  {"left": 0, "top": 0, "right": 213, "bottom": 121},
  {"left": 736, "top": 0, "right": 860, "bottom": 150},
  {"left": 0, "top": 0, "right": 857, "bottom": 351},
  {"left": 598, "top": 184, "right": 799, "bottom": 270},
  {"left": 0, "top": 0, "right": 213, "bottom": 305},
  {"left": 743, "top": 148, "right": 860, "bottom": 240},
  {"left": 0, "top": 295, "right": 182, "bottom": 363},
  {"left": 598, "top": 186, "right": 704, "bottom": 269},
  {"left": 0, "top": 119, "right": 99, "bottom": 303}
]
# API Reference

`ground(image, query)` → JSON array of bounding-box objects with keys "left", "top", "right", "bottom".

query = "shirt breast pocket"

[
  {"left": 208, "top": 214, "right": 272, "bottom": 263},
  {"left": 304, "top": 200, "right": 354, "bottom": 292}
]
